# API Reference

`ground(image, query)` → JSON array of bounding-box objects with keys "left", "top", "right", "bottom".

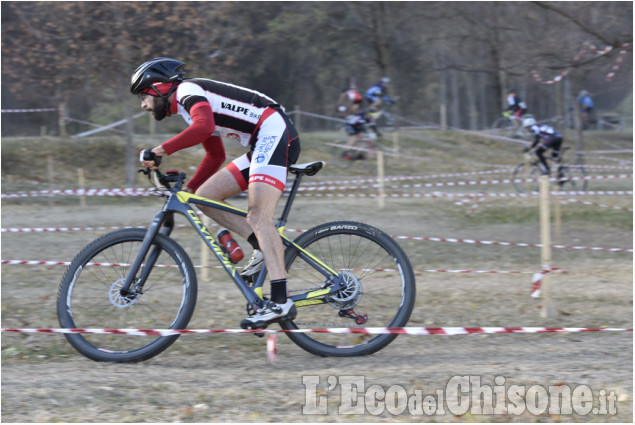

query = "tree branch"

[{"left": 531, "top": 1, "right": 613, "bottom": 46}]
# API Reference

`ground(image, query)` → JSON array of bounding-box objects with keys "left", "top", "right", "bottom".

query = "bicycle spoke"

[
  {"left": 57, "top": 229, "right": 197, "bottom": 362},
  {"left": 283, "top": 221, "right": 415, "bottom": 356}
]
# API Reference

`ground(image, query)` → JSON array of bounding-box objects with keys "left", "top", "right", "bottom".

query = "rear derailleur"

[{"left": 339, "top": 309, "right": 368, "bottom": 325}]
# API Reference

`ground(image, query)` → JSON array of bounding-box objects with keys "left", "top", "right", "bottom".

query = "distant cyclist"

[
  {"left": 505, "top": 89, "right": 528, "bottom": 136},
  {"left": 335, "top": 80, "right": 364, "bottom": 116},
  {"left": 522, "top": 117, "right": 563, "bottom": 175},
  {"left": 577, "top": 90, "right": 594, "bottom": 130},
  {"left": 364, "top": 77, "right": 396, "bottom": 136},
  {"left": 335, "top": 83, "right": 372, "bottom": 160}
]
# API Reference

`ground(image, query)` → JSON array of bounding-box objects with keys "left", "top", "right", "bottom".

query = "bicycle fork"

[{"left": 119, "top": 211, "right": 176, "bottom": 299}]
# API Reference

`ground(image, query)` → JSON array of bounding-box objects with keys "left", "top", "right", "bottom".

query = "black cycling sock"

[
  {"left": 247, "top": 233, "right": 260, "bottom": 251},
  {"left": 270, "top": 279, "right": 288, "bottom": 304}
]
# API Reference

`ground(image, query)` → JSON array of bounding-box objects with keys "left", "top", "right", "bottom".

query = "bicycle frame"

[{"left": 119, "top": 170, "right": 345, "bottom": 310}]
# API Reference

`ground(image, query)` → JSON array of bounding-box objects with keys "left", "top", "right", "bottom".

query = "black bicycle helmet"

[{"left": 130, "top": 57, "right": 186, "bottom": 95}]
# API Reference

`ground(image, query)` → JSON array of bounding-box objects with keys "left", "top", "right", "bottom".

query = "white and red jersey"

[
  {"left": 344, "top": 89, "right": 363, "bottom": 104},
  {"left": 173, "top": 78, "right": 281, "bottom": 147},
  {"left": 528, "top": 124, "right": 561, "bottom": 140}
]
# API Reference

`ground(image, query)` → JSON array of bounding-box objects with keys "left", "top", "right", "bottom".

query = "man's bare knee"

[{"left": 246, "top": 209, "right": 269, "bottom": 232}]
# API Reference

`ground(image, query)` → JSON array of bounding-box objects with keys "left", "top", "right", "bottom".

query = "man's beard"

[{"left": 152, "top": 97, "right": 168, "bottom": 121}]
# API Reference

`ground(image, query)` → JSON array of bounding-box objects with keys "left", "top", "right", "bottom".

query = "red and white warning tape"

[
  {"left": 1, "top": 188, "right": 152, "bottom": 199},
  {"left": 583, "top": 164, "right": 633, "bottom": 171},
  {"left": 391, "top": 236, "right": 632, "bottom": 253},
  {"left": 1, "top": 225, "right": 146, "bottom": 233},
  {"left": 1, "top": 108, "right": 58, "bottom": 113},
  {"left": 296, "top": 189, "right": 631, "bottom": 200},
  {"left": 0, "top": 259, "right": 559, "bottom": 274},
  {"left": 1, "top": 327, "right": 631, "bottom": 336},
  {"left": 1, "top": 174, "right": 631, "bottom": 199},
  {"left": 531, "top": 42, "right": 630, "bottom": 84},
  {"left": 2, "top": 227, "right": 631, "bottom": 252},
  {"left": 302, "top": 169, "right": 516, "bottom": 187},
  {"left": 561, "top": 198, "right": 633, "bottom": 212},
  {"left": 529, "top": 265, "right": 559, "bottom": 298},
  {"left": 605, "top": 45, "right": 629, "bottom": 81}
]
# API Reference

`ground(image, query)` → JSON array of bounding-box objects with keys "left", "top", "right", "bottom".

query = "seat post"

[{"left": 277, "top": 173, "right": 303, "bottom": 227}]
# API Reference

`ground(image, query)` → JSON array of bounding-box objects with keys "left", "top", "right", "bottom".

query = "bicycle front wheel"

[
  {"left": 492, "top": 117, "right": 514, "bottom": 137},
  {"left": 56, "top": 228, "right": 198, "bottom": 362},
  {"left": 282, "top": 221, "right": 416, "bottom": 357},
  {"left": 512, "top": 162, "right": 540, "bottom": 193}
]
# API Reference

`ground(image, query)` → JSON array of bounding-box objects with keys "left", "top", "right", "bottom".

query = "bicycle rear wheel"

[
  {"left": 512, "top": 162, "right": 540, "bottom": 193},
  {"left": 556, "top": 164, "right": 588, "bottom": 192},
  {"left": 56, "top": 229, "right": 197, "bottom": 362},
  {"left": 282, "top": 221, "right": 416, "bottom": 357}
]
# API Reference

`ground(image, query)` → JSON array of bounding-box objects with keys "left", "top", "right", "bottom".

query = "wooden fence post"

[
  {"left": 377, "top": 151, "right": 385, "bottom": 209},
  {"left": 392, "top": 131, "right": 399, "bottom": 153},
  {"left": 539, "top": 175, "right": 557, "bottom": 317},
  {"left": 553, "top": 193, "right": 562, "bottom": 245},
  {"left": 77, "top": 168, "right": 86, "bottom": 208},
  {"left": 58, "top": 102, "right": 68, "bottom": 138},
  {"left": 47, "top": 156, "right": 54, "bottom": 207}
]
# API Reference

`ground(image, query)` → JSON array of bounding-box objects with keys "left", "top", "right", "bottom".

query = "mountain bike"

[
  {"left": 56, "top": 161, "right": 416, "bottom": 362},
  {"left": 367, "top": 100, "right": 397, "bottom": 133},
  {"left": 512, "top": 147, "right": 588, "bottom": 193},
  {"left": 491, "top": 113, "right": 532, "bottom": 139},
  {"left": 330, "top": 133, "right": 394, "bottom": 171}
]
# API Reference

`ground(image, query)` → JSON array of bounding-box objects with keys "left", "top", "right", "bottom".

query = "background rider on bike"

[
  {"left": 523, "top": 117, "right": 564, "bottom": 176},
  {"left": 132, "top": 57, "right": 301, "bottom": 327},
  {"left": 336, "top": 82, "right": 372, "bottom": 160},
  {"left": 505, "top": 89, "right": 528, "bottom": 137},
  {"left": 364, "top": 77, "right": 396, "bottom": 137}
]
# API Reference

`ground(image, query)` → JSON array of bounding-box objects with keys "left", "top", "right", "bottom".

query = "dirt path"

[{"left": 1, "top": 195, "right": 632, "bottom": 422}]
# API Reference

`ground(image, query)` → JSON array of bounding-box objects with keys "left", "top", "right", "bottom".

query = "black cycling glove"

[{"left": 140, "top": 149, "right": 162, "bottom": 167}]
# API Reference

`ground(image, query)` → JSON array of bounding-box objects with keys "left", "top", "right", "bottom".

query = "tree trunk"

[
  {"left": 465, "top": 72, "right": 478, "bottom": 130},
  {"left": 450, "top": 70, "right": 460, "bottom": 128},
  {"left": 124, "top": 101, "right": 137, "bottom": 188}
]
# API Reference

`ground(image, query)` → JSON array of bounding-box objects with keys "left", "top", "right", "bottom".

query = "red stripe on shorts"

[
  {"left": 248, "top": 174, "right": 285, "bottom": 191},
  {"left": 227, "top": 161, "right": 248, "bottom": 191}
]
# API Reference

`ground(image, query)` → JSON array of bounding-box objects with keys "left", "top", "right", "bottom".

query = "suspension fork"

[{"left": 119, "top": 210, "right": 175, "bottom": 295}]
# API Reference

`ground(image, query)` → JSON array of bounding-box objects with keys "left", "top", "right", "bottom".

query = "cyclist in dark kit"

[
  {"left": 131, "top": 57, "right": 300, "bottom": 326},
  {"left": 522, "top": 117, "right": 563, "bottom": 176}
]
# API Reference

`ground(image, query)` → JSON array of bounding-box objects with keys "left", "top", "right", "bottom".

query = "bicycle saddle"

[{"left": 289, "top": 161, "right": 325, "bottom": 176}]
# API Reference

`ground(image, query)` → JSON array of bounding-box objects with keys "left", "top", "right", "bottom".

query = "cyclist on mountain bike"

[
  {"left": 505, "top": 89, "right": 528, "bottom": 136},
  {"left": 335, "top": 80, "right": 364, "bottom": 116},
  {"left": 522, "top": 117, "right": 563, "bottom": 175},
  {"left": 364, "top": 77, "right": 396, "bottom": 136},
  {"left": 335, "top": 83, "right": 372, "bottom": 160},
  {"left": 131, "top": 57, "right": 300, "bottom": 326}
]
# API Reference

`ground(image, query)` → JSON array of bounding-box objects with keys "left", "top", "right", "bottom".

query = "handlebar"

[{"left": 138, "top": 167, "right": 186, "bottom": 191}]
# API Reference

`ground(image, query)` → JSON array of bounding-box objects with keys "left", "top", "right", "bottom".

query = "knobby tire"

[
  {"left": 281, "top": 221, "right": 416, "bottom": 357},
  {"left": 56, "top": 229, "right": 197, "bottom": 362}
]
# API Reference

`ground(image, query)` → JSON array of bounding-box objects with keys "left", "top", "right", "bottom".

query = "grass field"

[{"left": 1, "top": 127, "right": 632, "bottom": 422}]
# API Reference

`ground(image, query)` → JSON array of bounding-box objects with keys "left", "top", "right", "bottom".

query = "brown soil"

[{"left": 1, "top": 183, "right": 632, "bottom": 422}]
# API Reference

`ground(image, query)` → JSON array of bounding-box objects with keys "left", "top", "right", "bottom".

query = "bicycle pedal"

[
  {"left": 284, "top": 305, "right": 298, "bottom": 321},
  {"left": 240, "top": 318, "right": 267, "bottom": 338}
]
